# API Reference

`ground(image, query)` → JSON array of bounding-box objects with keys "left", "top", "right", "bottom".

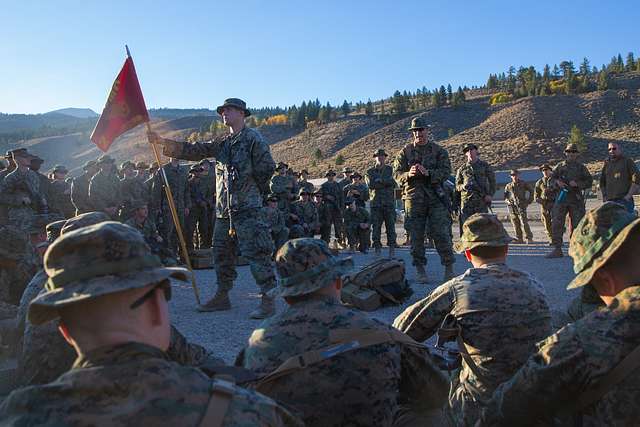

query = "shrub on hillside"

[
  {"left": 263, "top": 114, "right": 288, "bottom": 126},
  {"left": 549, "top": 80, "right": 566, "bottom": 95},
  {"left": 489, "top": 93, "right": 511, "bottom": 105},
  {"left": 335, "top": 154, "right": 345, "bottom": 165}
]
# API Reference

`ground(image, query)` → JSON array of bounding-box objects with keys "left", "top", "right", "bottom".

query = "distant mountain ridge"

[{"left": 45, "top": 108, "right": 98, "bottom": 118}]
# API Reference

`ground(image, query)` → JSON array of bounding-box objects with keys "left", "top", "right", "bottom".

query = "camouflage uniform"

[
  {"left": 455, "top": 154, "right": 496, "bottom": 225},
  {"left": 151, "top": 162, "right": 191, "bottom": 253},
  {"left": 297, "top": 178, "right": 315, "bottom": 195},
  {"left": 366, "top": 155, "right": 398, "bottom": 249},
  {"left": 0, "top": 225, "right": 40, "bottom": 305},
  {"left": 186, "top": 169, "right": 207, "bottom": 250},
  {"left": 2, "top": 222, "right": 301, "bottom": 427},
  {"left": 159, "top": 114, "right": 277, "bottom": 312},
  {"left": 119, "top": 173, "right": 149, "bottom": 220},
  {"left": 70, "top": 161, "right": 97, "bottom": 215},
  {"left": 239, "top": 238, "right": 448, "bottom": 427},
  {"left": 393, "top": 118, "right": 455, "bottom": 270},
  {"left": 394, "top": 214, "right": 552, "bottom": 426},
  {"left": 534, "top": 165, "right": 558, "bottom": 244},
  {"left": 343, "top": 202, "right": 371, "bottom": 252},
  {"left": 266, "top": 196, "right": 289, "bottom": 251},
  {"left": 314, "top": 193, "right": 331, "bottom": 239},
  {"left": 88, "top": 156, "right": 122, "bottom": 218},
  {"left": 270, "top": 167, "right": 294, "bottom": 213},
  {"left": 550, "top": 148, "right": 593, "bottom": 249},
  {"left": 0, "top": 166, "right": 46, "bottom": 233},
  {"left": 504, "top": 173, "right": 534, "bottom": 242},
  {"left": 480, "top": 203, "right": 640, "bottom": 426},
  {"left": 599, "top": 153, "right": 639, "bottom": 213},
  {"left": 200, "top": 165, "right": 216, "bottom": 248},
  {"left": 343, "top": 179, "right": 369, "bottom": 208},
  {"left": 320, "top": 172, "right": 344, "bottom": 243},
  {"left": 48, "top": 179, "right": 75, "bottom": 219},
  {"left": 289, "top": 193, "right": 319, "bottom": 239}
]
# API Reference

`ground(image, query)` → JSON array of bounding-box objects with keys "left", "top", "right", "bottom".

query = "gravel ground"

[{"left": 171, "top": 200, "right": 591, "bottom": 363}]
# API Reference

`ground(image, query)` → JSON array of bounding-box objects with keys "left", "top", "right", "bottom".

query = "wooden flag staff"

[{"left": 125, "top": 45, "right": 201, "bottom": 305}]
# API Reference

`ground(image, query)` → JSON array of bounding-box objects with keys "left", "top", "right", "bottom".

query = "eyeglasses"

[{"left": 129, "top": 281, "right": 172, "bottom": 310}]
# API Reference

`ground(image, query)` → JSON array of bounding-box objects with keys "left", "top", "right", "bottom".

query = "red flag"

[{"left": 90, "top": 55, "right": 149, "bottom": 152}]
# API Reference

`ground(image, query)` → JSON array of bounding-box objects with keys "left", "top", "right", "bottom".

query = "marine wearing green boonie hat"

[
  {"left": 60, "top": 211, "right": 110, "bottom": 235},
  {"left": 567, "top": 202, "right": 640, "bottom": 289},
  {"left": 28, "top": 221, "right": 190, "bottom": 325},
  {"left": 408, "top": 117, "right": 430, "bottom": 130},
  {"left": 216, "top": 98, "right": 251, "bottom": 117},
  {"left": 454, "top": 213, "right": 513, "bottom": 253},
  {"left": 274, "top": 238, "right": 353, "bottom": 297}
]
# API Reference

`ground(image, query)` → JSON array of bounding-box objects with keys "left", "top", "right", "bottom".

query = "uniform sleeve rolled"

[
  {"left": 393, "top": 282, "right": 455, "bottom": 341},
  {"left": 251, "top": 134, "right": 276, "bottom": 192}
]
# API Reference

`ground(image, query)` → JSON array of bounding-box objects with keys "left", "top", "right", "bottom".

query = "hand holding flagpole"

[{"left": 90, "top": 45, "right": 201, "bottom": 305}]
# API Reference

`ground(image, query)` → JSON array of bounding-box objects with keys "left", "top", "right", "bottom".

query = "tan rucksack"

[{"left": 341, "top": 259, "right": 413, "bottom": 311}]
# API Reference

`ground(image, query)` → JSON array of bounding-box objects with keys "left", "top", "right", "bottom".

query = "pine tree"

[
  {"left": 617, "top": 54, "right": 624, "bottom": 71},
  {"left": 341, "top": 100, "right": 350, "bottom": 117},
  {"left": 559, "top": 61, "right": 575, "bottom": 77},
  {"left": 579, "top": 57, "right": 590, "bottom": 75},
  {"left": 568, "top": 125, "right": 587, "bottom": 152},
  {"left": 452, "top": 87, "right": 466, "bottom": 108},
  {"left": 365, "top": 99, "right": 373, "bottom": 116},
  {"left": 439, "top": 85, "right": 447, "bottom": 103},
  {"left": 446, "top": 84, "right": 453, "bottom": 103},
  {"left": 626, "top": 52, "right": 636, "bottom": 71},
  {"left": 314, "top": 148, "right": 323, "bottom": 160},
  {"left": 542, "top": 64, "right": 551, "bottom": 81},
  {"left": 552, "top": 64, "right": 560, "bottom": 78},
  {"left": 392, "top": 90, "right": 406, "bottom": 114}
]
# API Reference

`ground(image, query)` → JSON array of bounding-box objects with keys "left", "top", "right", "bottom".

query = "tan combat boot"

[
  {"left": 197, "top": 289, "right": 231, "bottom": 312},
  {"left": 388, "top": 246, "right": 395, "bottom": 258},
  {"left": 545, "top": 247, "right": 563, "bottom": 258},
  {"left": 443, "top": 264, "right": 455, "bottom": 281},
  {"left": 250, "top": 294, "right": 275, "bottom": 319},
  {"left": 415, "top": 265, "right": 428, "bottom": 284}
]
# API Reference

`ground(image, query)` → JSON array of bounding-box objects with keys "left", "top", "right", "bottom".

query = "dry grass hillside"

[{"left": 12, "top": 73, "right": 640, "bottom": 178}]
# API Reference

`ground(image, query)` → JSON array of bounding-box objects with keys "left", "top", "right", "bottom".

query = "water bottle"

[{"left": 556, "top": 188, "right": 568, "bottom": 203}]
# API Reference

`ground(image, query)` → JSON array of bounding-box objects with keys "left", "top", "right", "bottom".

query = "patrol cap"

[
  {"left": 189, "top": 164, "right": 204, "bottom": 173},
  {"left": 408, "top": 117, "right": 431, "bottom": 131},
  {"left": 135, "top": 161, "right": 149, "bottom": 170},
  {"left": 373, "top": 148, "right": 388, "bottom": 157},
  {"left": 60, "top": 211, "right": 111, "bottom": 236},
  {"left": 462, "top": 143, "right": 478, "bottom": 153},
  {"left": 273, "top": 238, "right": 353, "bottom": 297},
  {"left": 298, "top": 187, "right": 311, "bottom": 196},
  {"left": 565, "top": 143, "right": 579, "bottom": 153},
  {"left": 266, "top": 193, "right": 278, "bottom": 202},
  {"left": 276, "top": 162, "right": 288, "bottom": 170},
  {"left": 9, "top": 148, "right": 34, "bottom": 160},
  {"left": 567, "top": 202, "right": 640, "bottom": 289},
  {"left": 28, "top": 222, "right": 190, "bottom": 325},
  {"left": 539, "top": 164, "right": 552, "bottom": 171},
  {"left": 52, "top": 165, "right": 68, "bottom": 174},
  {"left": 29, "top": 156, "right": 44, "bottom": 166},
  {"left": 325, "top": 169, "right": 336, "bottom": 177},
  {"left": 120, "top": 161, "right": 135, "bottom": 170},
  {"left": 299, "top": 169, "right": 309, "bottom": 176},
  {"left": 509, "top": 169, "right": 519, "bottom": 176},
  {"left": 83, "top": 160, "right": 98, "bottom": 171},
  {"left": 345, "top": 197, "right": 356, "bottom": 206},
  {"left": 454, "top": 213, "right": 513, "bottom": 253},
  {"left": 216, "top": 98, "right": 251, "bottom": 117},
  {"left": 342, "top": 167, "right": 353, "bottom": 173},
  {"left": 351, "top": 172, "right": 363, "bottom": 179}
]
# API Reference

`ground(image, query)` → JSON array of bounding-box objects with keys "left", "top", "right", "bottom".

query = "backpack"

[{"left": 341, "top": 259, "right": 413, "bottom": 311}]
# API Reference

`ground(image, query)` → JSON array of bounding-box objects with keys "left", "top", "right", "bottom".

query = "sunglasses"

[{"left": 130, "top": 281, "right": 172, "bottom": 310}]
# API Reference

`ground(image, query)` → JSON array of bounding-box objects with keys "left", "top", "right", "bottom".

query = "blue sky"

[{"left": 2, "top": 0, "right": 639, "bottom": 114}]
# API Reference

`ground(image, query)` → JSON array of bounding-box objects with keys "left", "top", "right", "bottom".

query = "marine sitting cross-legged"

[
  {"left": 237, "top": 238, "right": 449, "bottom": 427},
  {"left": 394, "top": 214, "right": 552, "bottom": 426}
]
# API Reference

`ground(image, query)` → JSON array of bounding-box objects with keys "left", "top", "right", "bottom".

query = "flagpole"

[{"left": 126, "top": 45, "right": 201, "bottom": 305}]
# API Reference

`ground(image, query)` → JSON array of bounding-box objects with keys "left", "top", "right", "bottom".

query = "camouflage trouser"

[
  {"left": 187, "top": 205, "right": 209, "bottom": 250},
  {"left": 346, "top": 225, "right": 370, "bottom": 251},
  {"left": 320, "top": 206, "right": 343, "bottom": 243},
  {"left": 8, "top": 207, "right": 36, "bottom": 234},
  {"left": 289, "top": 224, "right": 312, "bottom": 239},
  {"left": 212, "top": 209, "right": 276, "bottom": 293},
  {"left": 460, "top": 198, "right": 488, "bottom": 227},
  {"left": 551, "top": 200, "right": 585, "bottom": 247},
  {"left": 203, "top": 206, "right": 215, "bottom": 248},
  {"left": 539, "top": 201, "right": 554, "bottom": 243},
  {"left": 406, "top": 198, "right": 454, "bottom": 267},
  {"left": 371, "top": 205, "right": 397, "bottom": 248},
  {"left": 403, "top": 200, "right": 411, "bottom": 234},
  {"left": 159, "top": 209, "right": 188, "bottom": 255},
  {"left": 508, "top": 206, "right": 533, "bottom": 241}
]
